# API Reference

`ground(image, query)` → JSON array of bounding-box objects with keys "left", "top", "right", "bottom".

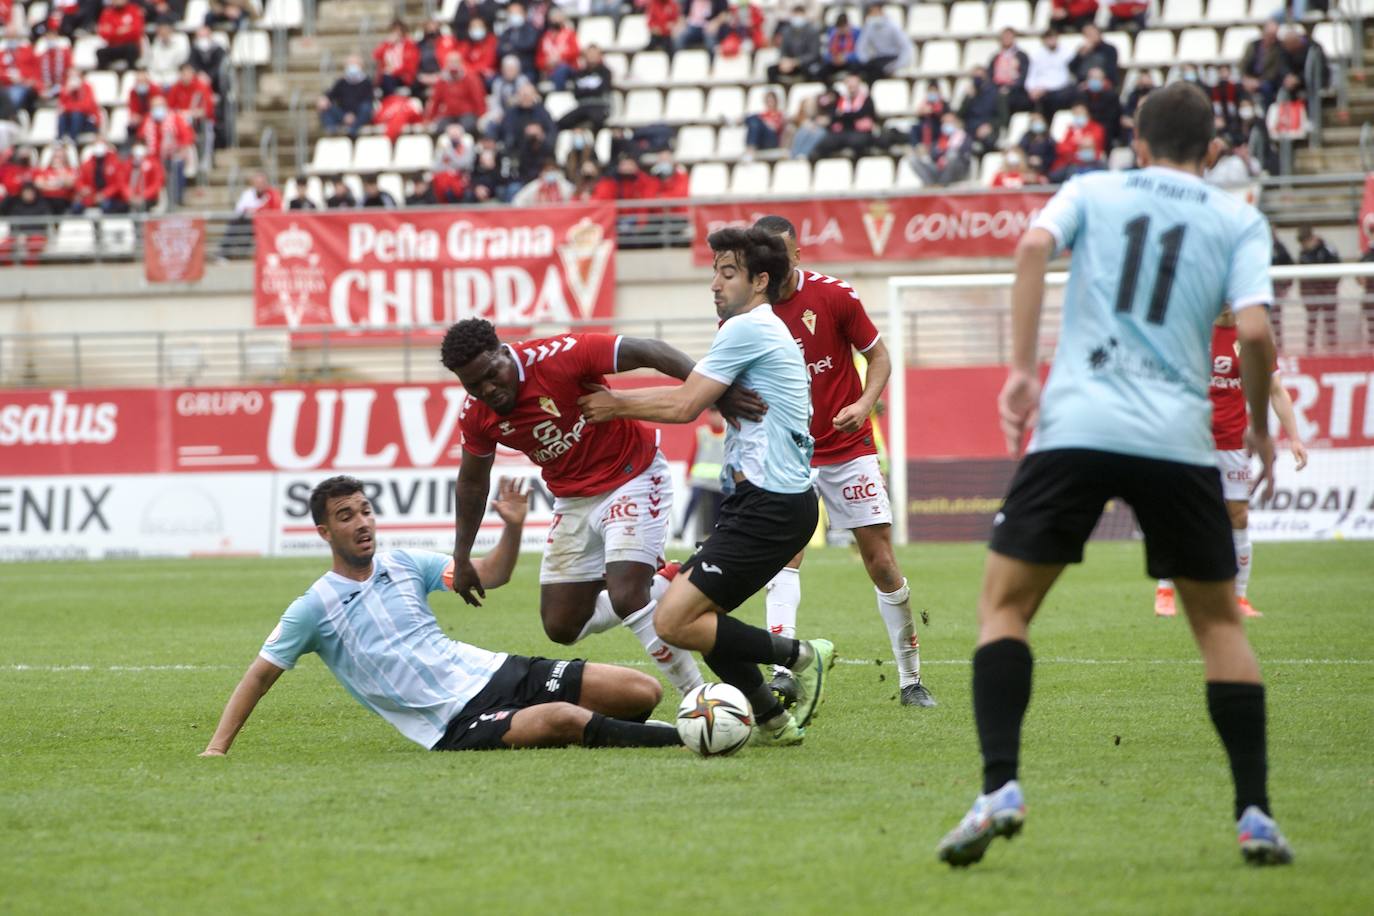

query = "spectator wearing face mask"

[
  {"left": 1070, "top": 25, "right": 1119, "bottom": 88},
  {"left": 457, "top": 17, "right": 498, "bottom": 82},
  {"left": 767, "top": 5, "right": 823, "bottom": 84},
  {"left": 451, "top": 0, "right": 498, "bottom": 39},
  {"left": 484, "top": 54, "right": 531, "bottom": 132},
  {"left": 960, "top": 66, "right": 1004, "bottom": 155},
  {"left": 34, "top": 34, "right": 73, "bottom": 105},
  {"left": 189, "top": 27, "right": 229, "bottom": 94},
  {"left": 573, "top": 159, "right": 616, "bottom": 201},
  {"left": 167, "top": 64, "right": 217, "bottom": 132},
  {"left": 33, "top": 143, "right": 78, "bottom": 213},
  {"left": 1051, "top": 103, "right": 1105, "bottom": 173},
  {"left": 0, "top": 143, "right": 34, "bottom": 195},
  {"left": 810, "top": 73, "right": 877, "bottom": 161},
  {"left": 125, "top": 143, "right": 166, "bottom": 211},
  {"left": 987, "top": 28, "right": 1031, "bottom": 114},
  {"left": 908, "top": 111, "right": 972, "bottom": 187},
  {"left": 556, "top": 45, "right": 613, "bottom": 132},
  {"left": 57, "top": 70, "right": 101, "bottom": 140},
  {"left": 820, "top": 13, "right": 860, "bottom": 81},
  {"left": 0, "top": 182, "right": 52, "bottom": 264},
  {"left": 855, "top": 4, "right": 914, "bottom": 82},
  {"left": 322, "top": 175, "right": 355, "bottom": 209},
  {"left": 537, "top": 8, "right": 581, "bottom": 90},
  {"left": 1050, "top": 0, "right": 1098, "bottom": 33},
  {"left": 360, "top": 176, "right": 397, "bottom": 208},
  {"left": 646, "top": 149, "right": 689, "bottom": 200},
  {"left": 0, "top": 29, "right": 39, "bottom": 116},
  {"left": 499, "top": 82, "right": 556, "bottom": 150},
  {"left": 911, "top": 83, "right": 946, "bottom": 149},
  {"left": 1240, "top": 21, "right": 1283, "bottom": 110},
  {"left": 1120, "top": 71, "right": 1155, "bottom": 145},
  {"left": 1017, "top": 112, "right": 1057, "bottom": 173},
  {"left": 1050, "top": 134, "right": 1105, "bottom": 182},
  {"left": 788, "top": 87, "right": 835, "bottom": 160},
  {"left": 425, "top": 53, "right": 486, "bottom": 135},
  {"left": 1079, "top": 67, "right": 1122, "bottom": 149},
  {"left": 1107, "top": 0, "right": 1148, "bottom": 33},
  {"left": 320, "top": 56, "right": 376, "bottom": 137},
  {"left": 374, "top": 19, "right": 421, "bottom": 96},
  {"left": 465, "top": 144, "right": 503, "bottom": 203},
  {"left": 140, "top": 100, "right": 196, "bottom": 206},
  {"left": 73, "top": 139, "right": 130, "bottom": 214},
  {"left": 417, "top": 20, "right": 460, "bottom": 94},
  {"left": 513, "top": 157, "right": 574, "bottom": 206},
  {"left": 991, "top": 150, "right": 1041, "bottom": 188},
  {"left": 95, "top": 0, "right": 144, "bottom": 71},
  {"left": 431, "top": 124, "right": 473, "bottom": 203},
  {"left": 147, "top": 23, "right": 189, "bottom": 85},
  {"left": 504, "top": 121, "right": 554, "bottom": 200},
  {"left": 127, "top": 69, "right": 163, "bottom": 137},
  {"left": 645, "top": 0, "right": 680, "bottom": 56},
  {"left": 498, "top": 3, "right": 541, "bottom": 81}
]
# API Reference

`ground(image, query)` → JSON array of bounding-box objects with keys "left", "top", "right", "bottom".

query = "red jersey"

[
  {"left": 771, "top": 268, "right": 882, "bottom": 465},
  {"left": 1209, "top": 323, "right": 1274, "bottom": 450},
  {"left": 459, "top": 334, "right": 655, "bottom": 497}
]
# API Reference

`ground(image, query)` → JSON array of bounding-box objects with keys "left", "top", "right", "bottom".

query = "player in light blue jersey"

[
  {"left": 578, "top": 227, "right": 835, "bottom": 748},
  {"left": 200, "top": 476, "right": 683, "bottom": 755},
  {"left": 937, "top": 83, "right": 1293, "bottom": 868}
]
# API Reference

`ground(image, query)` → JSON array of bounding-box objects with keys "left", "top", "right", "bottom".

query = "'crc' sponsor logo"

[
  {"left": 607, "top": 496, "right": 639, "bottom": 521},
  {"left": 842, "top": 476, "right": 880, "bottom": 501}
]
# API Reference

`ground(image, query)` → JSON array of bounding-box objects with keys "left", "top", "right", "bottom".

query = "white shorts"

[
  {"left": 539, "top": 451, "right": 674, "bottom": 583},
  {"left": 814, "top": 453, "right": 893, "bottom": 531},
  {"left": 1217, "top": 449, "right": 1253, "bottom": 502}
]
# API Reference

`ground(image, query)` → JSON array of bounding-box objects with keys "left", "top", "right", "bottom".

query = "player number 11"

[{"left": 1115, "top": 215, "right": 1187, "bottom": 325}]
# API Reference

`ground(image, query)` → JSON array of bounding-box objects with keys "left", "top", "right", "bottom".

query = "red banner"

[
  {"left": 144, "top": 217, "right": 206, "bottom": 283},
  {"left": 1359, "top": 173, "right": 1374, "bottom": 253},
  {"left": 691, "top": 192, "right": 1052, "bottom": 265},
  {"left": 253, "top": 204, "right": 617, "bottom": 331}
]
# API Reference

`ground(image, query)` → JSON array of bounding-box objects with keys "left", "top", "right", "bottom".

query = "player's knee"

[
  {"left": 606, "top": 579, "right": 650, "bottom": 615},
  {"left": 631, "top": 670, "right": 664, "bottom": 711},
  {"left": 654, "top": 606, "right": 689, "bottom": 646},
  {"left": 542, "top": 616, "right": 583, "bottom": 646},
  {"left": 545, "top": 703, "right": 590, "bottom": 742}
]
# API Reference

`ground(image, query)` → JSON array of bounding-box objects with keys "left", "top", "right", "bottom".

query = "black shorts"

[
  {"left": 989, "top": 448, "right": 1236, "bottom": 582},
  {"left": 681, "top": 480, "right": 818, "bottom": 611},
  {"left": 432, "top": 655, "right": 585, "bottom": 752}
]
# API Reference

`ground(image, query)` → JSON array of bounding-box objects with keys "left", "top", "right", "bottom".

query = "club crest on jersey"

[
  {"left": 539, "top": 396, "right": 561, "bottom": 417},
  {"left": 801, "top": 309, "right": 817, "bottom": 334},
  {"left": 862, "top": 201, "right": 895, "bottom": 257}
]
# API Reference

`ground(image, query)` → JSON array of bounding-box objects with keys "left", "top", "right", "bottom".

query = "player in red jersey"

[
  {"left": 754, "top": 215, "right": 935, "bottom": 708},
  {"left": 440, "top": 319, "right": 762, "bottom": 696},
  {"left": 1154, "top": 305, "right": 1308, "bottom": 618}
]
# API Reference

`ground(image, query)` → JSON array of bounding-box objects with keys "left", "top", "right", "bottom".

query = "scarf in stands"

[
  {"left": 992, "top": 48, "right": 1022, "bottom": 85},
  {"left": 1211, "top": 81, "right": 1242, "bottom": 118},
  {"left": 827, "top": 29, "right": 855, "bottom": 61},
  {"left": 39, "top": 46, "right": 71, "bottom": 93}
]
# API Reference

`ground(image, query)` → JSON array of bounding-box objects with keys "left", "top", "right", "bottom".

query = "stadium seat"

[
  {"left": 620, "top": 88, "right": 664, "bottom": 126},
  {"left": 577, "top": 16, "right": 616, "bottom": 50},
  {"left": 812, "top": 158, "right": 853, "bottom": 194},
  {"left": 1248, "top": 0, "right": 1283, "bottom": 18},
  {"left": 979, "top": 152, "right": 1004, "bottom": 186},
  {"left": 52, "top": 217, "right": 96, "bottom": 258},
  {"left": 628, "top": 50, "right": 669, "bottom": 84},
  {"left": 962, "top": 39, "right": 998, "bottom": 71},
  {"left": 106, "top": 107, "right": 129, "bottom": 144},
  {"left": 785, "top": 82, "right": 826, "bottom": 118},
  {"left": 1108, "top": 146, "right": 1137, "bottom": 170},
  {"left": 918, "top": 40, "right": 961, "bottom": 75},
  {"left": 1031, "top": 0, "right": 1052, "bottom": 31},
  {"left": 770, "top": 159, "right": 811, "bottom": 195},
  {"left": 181, "top": 0, "right": 209, "bottom": 30},
  {"left": 1006, "top": 111, "right": 1031, "bottom": 146},
  {"left": 746, "top": 84, "right": 781, "bottom": 115},
  {"left": 947, "top": 1, "right": 989, "bottom": 36},
  {"left": 715, "top": 125, "right": 747, "bottom": 160},
  {"left": 675, "top": 125, "right": 716, "bottom": 162},
  {"left": 26, "top": 108, "right": 57, "bottom": 145},
  {"left": 101, "top": 218, "right": 135, "bottom": 257},
  {"left": 989, "top": 0, "right": 1033, "bottom": 32},
  {"left": 602, "top": 52, "right": 628, "bottom": 82},
  {"left": 351, "top": 136, "right": 392, "bottom": 173},
  {"left": 896, "top": 159, "right": 925, "bottom": 189},
  {"left": 25, "top": 2, "right": 49, "bottom": 29},
  {"left": 87, "top": 71, "right": 119, "bottom": 107},
  {"left": 853, "top": 155, "right": 895, "bottom": 192},
  {"left": 710, "top": 52, "right": 751, "bottom": 84},
  {"left": 617, "top": 15, "right": 649, "bottom": 50},
  {"left": 261, "top": 0, "right": 304, "bottom": 29},
  {"left": 729, "top": 162, "right": 770, "bottom": 197},
  {"left": 73, "top": 36, "right": 100, "bottom": 71},
  {"left": 1102, "top": 31, "right": 1134, "bottom": 66},
  {"left": 1206, "top": 0, "right": 1249, "bottom": 22},
  {"left": 543, "top": 90, "right": 576, "bottom": 122},
  {"left": 689, "top": 162, "right": 729, "bottom": 197},
  {"left": 705, "top": 86, "right": 746, "bottom": 123},
  {"left": 1132, "top": 30, "right": 1176, "bottom": 66},
  {"left": 872, "top": 79, "right": 910, "bottom": 118},
  {"left": 663, "top": 87, "right": 705, "bottom": 123},
  {"left": 392, "top": 134, "right": 433, "bottom": 171},
  {"left": 1176, "top": 28, "right": 1220, "bottom": 61},
  {"left": 342, "top": 174, "right": 364, "bottom": 201},
  {"left": 1221, "top": 26, "right": 1260, "bottom": 61},
  {"left": 309, "top": 137, "right": 353, "bottom": 174},
  {"left": 231, "top": 31, "right": 270, "bottom": 67},
  {"left": 906, "top": 3, "right": 946, "bottom": 37},
  {"left": 438, "top": 0, "right": 461, "bottom": 18},
  {"left": 670, "top": 49, "right": 710, "bottom": 84},
  {"left": 595, "top": 128, "right": 613, "bottom": 163},
  {"left": 378, "top": 172, "right": 405, "bottom": 205},
  {"left": 1161, "top": 0, "right": 1205, "bottom": 23},
  {"left": 1312, "top": 23, "right": 1354, "bottom": 59}
]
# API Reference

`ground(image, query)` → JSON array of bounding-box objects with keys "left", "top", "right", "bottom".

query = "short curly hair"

[
  {"left": 310, "top": 475, "right": 365, "bottom": 525},
  {"left": 440, "top": 319, "right": 501, "bottom": 374},
  {"left": 706, "top": 227, "right": 790, "bottom": 304}
]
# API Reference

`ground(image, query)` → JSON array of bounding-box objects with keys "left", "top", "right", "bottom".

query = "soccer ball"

[{"left": 676, "top": 683, "right": 753, "bottom": 757}]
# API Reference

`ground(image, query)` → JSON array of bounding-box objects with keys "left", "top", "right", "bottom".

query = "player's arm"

[
  {"left": 200, "top": 656, "right": 285, "bottom": 757},
  {"left": 578, "top": 372, "right": 728, "bottom": 425},
  {"left": 469, "top": 477, "right": 528, "bottom": 590},
  {"left": 1235, "top": 305, "right": 1278, "bottom": 499},
  {"left": 1269, "top": 371, "right": 1308, "bottom": 471},
  {"left": 999, "top": 227, "right": 1056, "bottom": 454},
  {"left": 616, "top": 335, "right": 766, "bottom": 425},
  {"left": 452, "top": 448, "right": 495, "bottom": 606},
  {"left": 833, "top": 339, "right": 892, "bottom": 433}
]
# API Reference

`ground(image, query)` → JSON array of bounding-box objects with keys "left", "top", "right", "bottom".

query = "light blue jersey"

[
  {"left": 693, "top": 304, "right": 817, "bottom": 494},
  {"left": 260, "top": 550, "right": 507, "bottom": 749},
  {"left": 1030, "top": 167, "right": 1273, "bottom": 466}
]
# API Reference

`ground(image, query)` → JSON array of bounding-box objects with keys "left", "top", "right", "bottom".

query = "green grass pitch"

[{"left": 2, "top": 541, "right": 1372, "bottom": 915}]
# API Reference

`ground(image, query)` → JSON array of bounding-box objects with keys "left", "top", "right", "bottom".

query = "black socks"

[
  {"left": 972, "top": 638, "right": 1034, "bottom": 795},
  {"left": 581, "top": 713, "right": 683, "bottom": 749},
  {"left": 1207, "top": 681, "right": 1270, "bottom": 820}
]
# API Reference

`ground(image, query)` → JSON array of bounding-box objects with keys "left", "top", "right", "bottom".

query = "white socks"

[
  {"left": 623, "top": 599, "right": 704, "bottom": 696},
  {"left": 1233, "top": 527, "right": 1252, "bottom": 598},
  {"left": 765, "top": 567, "right": 800, "bottom": 639},
  {"left": 575, "top": 572, "right": 673, "bottom": 643},
  {"left": 876, "top": 578, "right": 921, "bottom": 688}
]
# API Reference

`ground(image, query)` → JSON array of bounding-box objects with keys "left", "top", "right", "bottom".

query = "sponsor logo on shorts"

[
  {"left": 842, "top": 474, "right": 880, "bottom": 502},
  {"left": 544, "top": 660, "right": 570, "bottom": 693},
  {"left": 1226, "top": 468, "right": 1253, "bottom": 481},
  {"left": 700, "top": 562, "right": 723, "bottom": 575},
  {"left": 607, "top": 496, "right": 639, "bottom": 521}
]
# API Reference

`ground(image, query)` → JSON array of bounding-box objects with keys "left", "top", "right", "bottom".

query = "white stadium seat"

[
  {"left": 872, "top": 79, "right": 910, "bottom": 118},
  {"left": 811, "top": 158, "right": 853, "bottom": 194},
  {"left": 1312, "top": 23, "right": 1354, "bottom": 59},
  {"left": 378, "top": 172, "right": 405, "bottom": 205},
  {"left": 620, "top": 88, "right": 664, "bottom": 126},
  {"left": 577, "top": 16, "right": 616, "bottom": 50},
  {"left": 704, "top": 86, "right": 746, "bottom": 123},
  {"left": 26, "top": 108, "right": 57, "bottom": 145},
  {"left": 785, "top": 82, "right": 826, "bottom": 118},
  {"left": 1006, "top": 111, "right": 1031, "bottom": 146},
  {"left": 53, "top": 218, "right": 96, "bottom": 257},
  {"left": 628, "top": 50, "right": 669, "bottom": 84},
  {"left": 616, "top": 15, "right": 649, "bottom": 51},
  {"left": 101, "top": 218, "right": 136, "bottom": 256},
  {"left": 1103, "top": 31, "right": 1134, "bottom": 66},
  {"left": 351, "top": 136, "right": 392, "bottom": 172},
  {"left": 1161, "top": 0, "right": 1205, "bottom": 24},
  {"left": 962, "top": 39, "right": 998, "bottom": 72},
  {"left": 663, "top": 87, "right": 705, "bottom": 122},
  {"left": 1132, "top": 30, "right": 1177, "bottom": 67},
  {"left": 231, "top": 30, "right": 271, "bottom": 67},
  {"left": 342, "top": 174, "right": 364, "bottom": 201},
  {"left": 715, "top": 125, "right": 747, "bottom": 160},
  {"left": 1176, "top": 28, "right": 1220, "bottom": 62},
  {"left": 947, "top": 1, "right": 989, "bottom": 36},
  {"left": 1248, "top": 0, "right": 1284, "bottom": 18},
  {"left": 1031, "top": 0, "right": 1052, "bottom": 31},
  {"left": 181, "top": 0, "right": 209, "bottom": 30},
  {"left": 710, "top": 52, "right": 751, "bottom": 84},
  {"left": 543, "top": 91, "right": 576, "bottom": 122},
  {"left": 73, "top": 35, "right": 100, "bottom": 71},
  {"left": 770, "top": 159, "right": 812, "bottom": 195},
  {"left": 989, "top": 0, "right": 1033, "bottom": 33},
  {"left": 602, "top": 52, "right": 628, "bottom": 82},
  {"left": 262, "top": 0, "right": 304, "bottom": 29},
  {"left": 391, "top": 134, "right": 433, "bottom": 171},
  {"left": 689, "top": 162, "right": 729, "bottom": 197},
  {"left": 1221, "top": 26, "right": 1260, "bottom": 61},
  {"left": 918, "top": 40, "right": 961, "bottom": 75},
  {"left": 87, "top": 71, "right": 120, "bottom": 107},
  {"left": 729, "top": 161, "right": 771, "bottom": 197},
  {"left": 675, "top": 125, "right": 716, "bottom": 162},
  {"left": 896, "top": 159, "right": 925, "bottom": 189},
  {"left": 106, "top": 106, "right": 129, "bottom": 144},
  {"left": 853, "top": 156, "right": 895, "bottom": 192},
  {"left": 309, "top": 137, "right": 352, "bottom": 174},
  {"left": 1205, "top": 0, "right": 1249, "bottom": 22},
  {"left": 752, "top": 47, "right": 780, "bottom": 81},
  {"left": 670, "top": 49, "right": 710, "bottom": 84},
  {"left": 979, "top": 152, "right": 1004, "bottom": 186},
  {"left": 1049, "top": 108, "right": 1073, "bottom": 141},
  {"left": 906, "top": 3, "right": 945, "bottom": 37}
]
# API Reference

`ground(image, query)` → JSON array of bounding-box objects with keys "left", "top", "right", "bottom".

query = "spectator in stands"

[
  {"left": 855, "top": 4, "right": 913, "bottom": 82},
  {"left": 1241, "top": 21, "right": 1283, "bottom": 110},
  {"left": 451, "top": 0, "right": 498, "bottom": 39},
  {"left": 143, "top": 0, "right": 181, "bottom": 28},
  {"left": 1070, "top": 24, "right": 1119, "bottom": 89},
  {"left": 319, "top": 55, "right": 375, "bottom": 138},
  {"left": 767, "top": 5, "right": 822, "bottom": 84},
  {"left": 216, "top": 169, "right": 279, "bottom": 258},
  {"left": 1120, "top": 70, "right": 1154, "bottom": 146},
  {"left": 644, "top": 148, "right": 689, "bottom": 198},
  {"left": 465, "top": 144, "right": 502, "bottom": 203},
  {"left": 33, "top": 143, "right": 78, "bottom": 213},
  {"left": 1049, "top": 0, "right": 1097, "bottom": 34},
  {"left": 1018, "top": 111, "right": 1057, "bottom": 174},
  {"left": 323, "top": 175, "right": 355, "bottom": 209},
  {"left": 1360, "top": 238, "right": 1374, "bottom": 345},
  {"left": 1, "top": 27, "right": 37, "bottom": 116},
  {"left": 204, "top": 1, "right": 253, "bottom": 33},
  {"left": 57, "top": 71, "right": 100, "bottom": 141},
  {"left": 73, "top": 138, "right": 129, "bottom": 213},
  {"left": 1079, "top": 67, "right": 1122, "bottom": 149},
  {"left": 374, "top": 19, "right": 421, "bottom": 96},
  {"left": 127, "top": 69, "right": 163, "bottom": 137},
  {"left": 1107, "top": 0, "right": 1149, "bottom": 33},
  {"left": 34, "top": 33, "right": 73, "bottom": 106},
  {"left": 908, "top": 111, "right": 971, "bottom": 186},
  {"left": 485, "top": 54, "right": 530, "bottom": 133},
  {"left": 359, "top": 176, "right": 397, "bottom": 208},
  {"left": 1051, "top": 102, "right": 1104, "bottom": 173},
  {"left": 498, "top": 3, "right": 540, "bottom": 80},
  {"left": 557, "top": 45, "right": 614, "bottom": 132},
  {"left": 810, "top": 73, "right": 876, "bottom": 161},
  {"left": 1234, "top": 99, "right": 1272, "bottom": 168},
  {"left": 0, "top": 91, "right": 16, "bottom": 152},
  {"left": 537, "top": 7, "right": 580, "bottom": 90},
  {"left": 126, "top": 142, "right": 166, "bottom": 211},
  {"left": 645, "top": 0, "right": 680, "bottom": 56},
  {"left": 911, "top": 83, "right": 947, "bottom": 148},
  {"left": 432, "top": 124, "right": 473, "bottom": 202},
  {"left": 148, "top": 22, "right": 189, "bottom": 85},
  {"left": 189, "top": 27, "right": 229, "bottom": 94},
  {"left": 960, "top": 65, "right": 1003, "bottom": 155},
  {"left": 1210, "top": 63, "right": 1250, "bottom": 136},
  {"left": 1278, "top": 25, "right": 1326, "bottom": 98},
  {"left": 1203, "top": 130, "right": 1257, "bottom": 186},
  {"left": 503, "top": 119, "right": 554, "bottom": 200},
  {"left": 0, "top": 181, "right": 52, "bottom": 264},
  {"left": 372, "top": 90, "right": 424, "bottom": 141},
  {"left": 457, "top": 15, "right": 498, "bottom": 82},
  {"left": 513, "top": 156, "right": 573, "bottom": 206},
  {"left": 168, "top": 63, "right": 216, "bottom": 133},
  {"left": 425, "top": 53, "right": 486, "bottom": 135},
  {"left": 417, "top": 20, "right": 461, "bottom": 97},
  {"left": 990, "top": 150, "right": 1039, "bottom": 188},
  {"left": 49, "top": 0, "right": 100, "bottom": 39},
  {"left": 743, "top": 89, "right": 785, "bottom": 158},
  {"left": 715, "top": 0, "right": 765, "bottom": 58},
  {"left": 988, "top": 28, "right": 1030, "bottom": 114},
  {"left": 1265, "top": 86, "right": 1309, "bottom": 149},
  {"left": 573, "top": 159, "right": 616, "bottom": 201},
  {"left": 677, "top": 0, "right": 728, "bottom": 55},
  {"left": 0, "top": 143, "right": 34, "bottom": 195},
  {"left": 1050, "top": 134, "right": 1105, "bottom": 182},
  {"left": 96, "top": 0, "right": 145, "bottom": 71},
  {"left": 821, "top": 12, "right": 859, "bottom": 81},
  {"left": 1025, "top": 30, "right": 1078, "bottom": 119},
  {"left": 789, "top": 86, "right": 835, "bottom": 159},
  {"left": 406, "top": 174, "right": 438, "bottom": 206},
  {"left": 1296, "top": 225, "right": 1340, "bottom": 351},
  {"left": 499, "top": 82, "right": 555, "bottom": 150},
  {"left": 141, "top": 98, "right": 195, "bottom": 206},
  {"left": 288, "top": 175, "right": 316, "bottom": 210}
]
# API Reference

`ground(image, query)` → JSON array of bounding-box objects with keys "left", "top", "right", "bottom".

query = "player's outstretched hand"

[
  {"left": 717, "top": 382, "right": 767, "bottom": 428},
  {"left": 998, "top": 369, "right": 1041, "bottom": 456},
  {"left": 199, "top": 748, "right": 226, "bottom": 757},
  {"left": 490, "top": 476, "right": 529, "bottom": 525},
  {"left": 577, "top": 382, "right": 619, "bottom": 423},
  {"left": 832, "top": 401, "right": 868, "bottom": 433},
  {"left": 450, "top": 555, "right": 486, "bottom": 606},
  {"left": 1246, "top": 427, "right": 1276, "bottom": 502},
  {"left": 1290, "top": 438, "right": 1309, "bottom": 472}
]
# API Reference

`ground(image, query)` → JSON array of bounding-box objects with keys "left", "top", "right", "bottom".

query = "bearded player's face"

[
  {"left": 711, "top": 250, "right": 759, "bottom": 321},
  {"left": 455, "top": 347, "right": 520, "bottom": 415}
]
